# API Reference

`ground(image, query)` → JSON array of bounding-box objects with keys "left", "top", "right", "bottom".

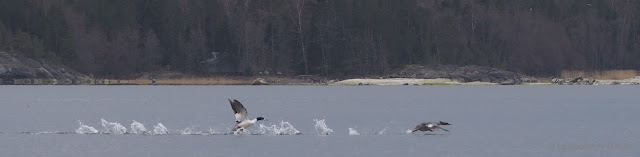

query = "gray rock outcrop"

[
  {"left": 386, "top": 65, "right": 536, "bottom": 85},
  {"left": 0, "top": 51, "right": 88, "bottom": 84}
]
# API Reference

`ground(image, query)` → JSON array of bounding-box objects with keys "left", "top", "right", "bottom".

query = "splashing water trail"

[
  {"left": 313, "top": 119, "right": 333, "bottom": 135},
  {"left": 130, "top": 120, "right": 147, "bottom": 135},
  {"left": 377, "top": 127, "right": 388, "bottom": 135},
  {"left": 257, "top": 121, "right": 301, "bottom": 135},
  {"left": 76, "top": 121, "right": 99, "bottom": 134},
  {"left": 208, "top": 128, "right": 221, "bottom": 135},
  {"left": 405, "top": 129, "right": 414, "bottom": 134},
  {"left": 153, "top": 123, "right": 169, "bottom": 135},
  {"left": 348, "top": 128, "right": 360, "bottom": 135},
  {"left": 180, "top": 127, "right": 193, "bottom": 135},
  {"left": 180, "top": 127, "right": 204, "bottom": 135},
  {"left": 101, "top": 119, "right": 127, "bottom": 135},
  {"left": 233, "top": 129, "right": 251, "bottom": 135}
]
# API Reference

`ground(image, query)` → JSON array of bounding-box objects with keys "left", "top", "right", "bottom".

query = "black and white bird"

[
  {"left": 229, "top": 99, "right": 265, "bottom": 132},
  {"left": 411, "top": 121, "right": 451, "bottom": 133}
]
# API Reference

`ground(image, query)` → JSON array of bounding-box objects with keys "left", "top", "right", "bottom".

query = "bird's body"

[
  {"left": 412, "top": 121, "right": 451, "bottom": 133},
  {"left": 228, "top": 99, "right": 264, "bottom": 132},
  {"left": 235, "top": 119, "right": 258, "bottom": 130}
]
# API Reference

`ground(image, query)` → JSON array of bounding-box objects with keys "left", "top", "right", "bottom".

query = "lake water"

[{"left": 0, "top": 85, "right": 638, "bottom": 157}]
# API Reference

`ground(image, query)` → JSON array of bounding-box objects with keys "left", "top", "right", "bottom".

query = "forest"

[{"left": 0, "top": 0, "right": 639, "bottom": 78}]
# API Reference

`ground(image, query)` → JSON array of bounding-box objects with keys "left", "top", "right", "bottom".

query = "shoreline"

[{"left": 2, "top": 76, "right": 639, "bottom": 86}]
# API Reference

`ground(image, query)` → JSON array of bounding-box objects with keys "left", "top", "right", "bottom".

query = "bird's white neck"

[{"left": 249, "top": 119, "right": 258, "bottom": 123}]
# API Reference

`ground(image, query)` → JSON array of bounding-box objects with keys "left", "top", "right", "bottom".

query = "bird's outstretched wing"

[{"left": 229, "top": 99, "right": 249, "bottom": 122}]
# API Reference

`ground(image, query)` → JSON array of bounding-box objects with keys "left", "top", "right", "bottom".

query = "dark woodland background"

[{"left": 1, "top": 0, "right": 639, "bottom": 78}]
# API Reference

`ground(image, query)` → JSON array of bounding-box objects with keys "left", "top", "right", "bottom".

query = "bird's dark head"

[
  {"left": 256, "top": 117, "right": 265, "bottom": 121},
  {"left": 439, "top": 121, "right": 451, "bottom": 125}
]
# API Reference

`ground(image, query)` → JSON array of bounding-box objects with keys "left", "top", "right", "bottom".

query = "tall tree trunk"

[{"left": 295, "top": 0, "right": 308, "bottom": 75}]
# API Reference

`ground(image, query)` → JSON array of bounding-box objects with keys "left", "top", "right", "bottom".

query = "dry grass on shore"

[
  {"left": 115, "top": 77, "right": 252, "bottom": 85},
  {"left": 561, "top": 70, "right": 637, "bottom": 80}
]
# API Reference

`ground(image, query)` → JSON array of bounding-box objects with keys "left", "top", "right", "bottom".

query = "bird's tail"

[{"left": 440, "top": 128, "right": 449, "bottom": 132}]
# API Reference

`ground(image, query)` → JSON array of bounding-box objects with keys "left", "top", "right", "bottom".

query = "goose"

[
  {"left": 229, "top": 99, "right": 265, "bottom": 132},
  {"left": 411, "top": 121, "right": 451, "bottom": 133}
]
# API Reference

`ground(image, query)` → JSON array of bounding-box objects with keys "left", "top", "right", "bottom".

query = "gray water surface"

[{"left": 1, "top": 86, "right": 638, "bottom": 157}]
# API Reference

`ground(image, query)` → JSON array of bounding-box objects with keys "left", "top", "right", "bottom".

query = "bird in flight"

[
  {"left": 411, "top": 121, "right": 451, "bottom": 133},
  {"left": 229, "top": 99, "right": 265, "bottom": 133}
]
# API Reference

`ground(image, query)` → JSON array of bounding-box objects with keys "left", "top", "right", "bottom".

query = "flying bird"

[
  {"left": 411, "top": 121, "right": 451, "bottom": 133},
  {"left": 229, "top": 99, "right": 265, "bottom": 133}
]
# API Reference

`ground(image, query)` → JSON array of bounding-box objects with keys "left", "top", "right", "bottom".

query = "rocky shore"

[
  {"left": 0, "top": 51, "right": 95, "bottom": 85},
  {"left": 2, "top": 51, "right": 639, "bottom": 85},
  {"left": 551, "top": 76, "right": 640, "bottom": 85},
  {"left": 333, "top": 65, "right": 640, "bottom": 86},
  {"left": 384, "top": 65, "right": 537, "bottom": 85}
]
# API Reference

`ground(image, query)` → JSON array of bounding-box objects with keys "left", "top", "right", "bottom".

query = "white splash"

[
  {"left": 101, "top": 119, "right": 127, "bottom": 135},
  {"left": 405, "top": 129, "right": 414, "bottom": 134},
  {"left": 180, "top": 127, "right": 204, "bottom": 135},
  {"left": 130, "top": 120, "right": 147, "bottom": 135},
  {"left": 208, "top": 128, "right": 221, "bottom": 135},
  {"left": 348, "top": 128, "right": 360, "bottom": 135},
  {"left": 153, "top": 123, "right": 169, "bottom": 135},
  {"left": 313, "top": 119, "right": 333, "bottom": 135},
  {"left": 76, "top": 121, "right": 99, "bottom": 134},
  {"left": 180, "top": 127, "right": 193, "bottom": 135},
  {"left": 377, "top": 127, "right": 388, "bottom": 135},
  {"left": 257, "top": 121, "right": 301, "bottom": 135},
  {"left": 233, "top": 128, "right": 252, "bottom": 135}
]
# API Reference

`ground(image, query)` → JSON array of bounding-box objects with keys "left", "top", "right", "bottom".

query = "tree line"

[{"left": 1, "top": 0, "right": 639, "bottom": 77}]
